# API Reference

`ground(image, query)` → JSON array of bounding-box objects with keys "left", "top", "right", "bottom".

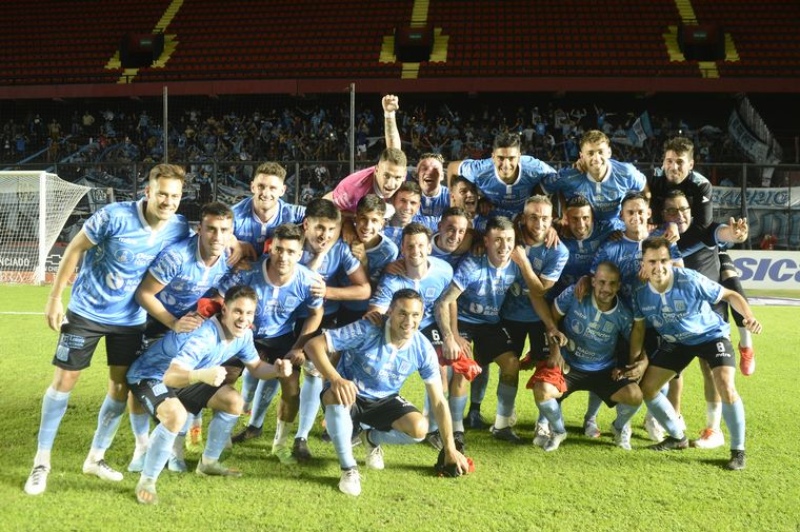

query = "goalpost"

[{"left": 0, "top": 171, "right": 92, "bottom": 285}]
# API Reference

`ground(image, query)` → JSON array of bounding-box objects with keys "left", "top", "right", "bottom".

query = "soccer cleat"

[
  {"left": 361, "top": 431, "right": 385, "bottom": 470},
  {"left": 465, "top": 409, "right": 488, "bottom": 430},
  {"left": 583, "top": 417, "right": 601, "bottom": 439},
  {"left": 453, "top": 431, "right": 467, "bottom": 451},
  {"left": 195, "top": 459, "right": 242, "bottom": 477},
  {"left": 135, "top": 476, "right": 158, "bottom": 505},
  {"left": 491, "top": 426, "right": 524, "bottom": 445},
  {"left": 533, "top": 422, "right": 551, "bottom": 448},
  {"left": 739, "top": 345, "right": 755, "bottom": 376},
  {"left": 231, "top": 425, "right": 262, "bottom": 445},
  {"left": 424, "top": 430, "right": 443, "bottom": 451},
  {"left": 691, "top": 428, "right": 725, "bottom": 449},
  {"left": 83, "top": 459, "right": 123, "bottom": 482},
  {"left": 24, "top": 465, "right": 50, "bottom": 496},
  {"left": 127, "top": 451, "right": 146, "bottom": 473},
  {"left": 543, "top": 431, "right": 567, "bottom": 452},
  {"left": 167, "top": 455, "right": 188, "bottom": 473},
  {"left": 644, "top": 413, "right": 666, "bottom": 442},
  {"left": 321, "top": 430, "right": 332, "bottom": 443},
  {"left": 611, "top": 423, "right": 632, "bottom": 451},
  {"left": 292, "top": 438, "right": 312, "bottom": 463},
  {"left": 271, "top": 444, "right": 298, "bottom": 465},
  {"left": 649, "top": 435, "right": 689, "bottom": 451},
  {"left": 186, "top": 425, "right": 203, "bottom": 452},
  {"left": 339, "top": 467, "right": 361, "bottom": 496},
  {"left": 726, "top": 449, "right": 746, "bottom": 471}
]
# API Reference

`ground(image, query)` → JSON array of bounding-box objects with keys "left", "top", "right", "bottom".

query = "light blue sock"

[
  {"left": 295, "top": 374, "right": 323, "bottom": 439},
  {"left": 645, "top": 394, "right": 684, "bottom": 439},
  {"left": 249, "top": 379, "right": 280, "bottom": 429},
  {"left": 612, "top": 403, "right": 641, "bottom": 432},
  {"left": 203, "top": 411, "right": 239, "bottom": 461},
  {"left": 449, "top": 394, "right": 468, "bottom": 427},
  {"left": 470, "top": 365, "right": 490, "bottom": 405},
  {"left": 90, "top": 395, "right": 127, "bottom": 451},
  {"left": 585, "top": 392, "right": 604, "bottom": 421},
  {"left": 369, "top": 428, "right": 422, "bottom": 446},
  {"left": 496, "top": 382, "right": 518, "bottom": 418},
  {"left": 240, "top": 370, "right": 258, "bottom": 407},
  {"left": 129, "top": 412, "right": 151, "bottom": 439},
  {"left": 424, "top": 392, "right": 438, "bottom": 432},
  {"left": 325, "top": 404, "right": 356, "bottom": 469},
  {"left": 37, "top": 387, "right": 71, "bottom": 451},
  {"left": 722, "top": 399, "right": 746, "bottom": 451},
  {"left": 142, "top": 424, "right": 177, "bottom": 480},
  {"left": 537, "top": 398, "right": 566, "bottom": 434}
]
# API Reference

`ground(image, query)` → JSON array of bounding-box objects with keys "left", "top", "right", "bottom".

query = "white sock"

[
  {"left": 34, "top": 450, "right": 51, "bottom": 468},
  {"left": 737, "top": 328, "right": 753, "bottom": 348},
  {"left": 452, "top": 420, "right": 464, "bottom": 432},
  {"left": 273, "top": 420, "right": 289, "bottom": 447},
  {"left": 494, "top": 414, "right": 510, "bottom": 430},
  {"left": 706, "top": 402, "right": 722, "bottom": 431}
]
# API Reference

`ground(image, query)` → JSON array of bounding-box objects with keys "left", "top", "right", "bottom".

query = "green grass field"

[{"left": 1, "top": 285, "right": 799, "bottom": 532}]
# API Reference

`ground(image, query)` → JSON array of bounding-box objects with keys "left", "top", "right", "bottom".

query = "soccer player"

[
  {"left": 471, "top": 196, "right": 567, "bottom": 430},
  {"left": 633, "top": 237, "right": 762, "bottom": 470},
  {"left": 430, "top": 207, "right": 472, "bottom": 269},
  {"left": 25, "top": 163, "right": 190, "bottom": 496},
  {"left": 129, "top": 201, "right": 236, "bottom": 472},
  {"left": 542, "top": 129, "right": 646, "bottom": 224},
  {"left": 336, "top": 194, "right": 399, "bottom": 327},
  {"left": 367, "top": 223, "right": 456, "bottom": 449},
  {"left": 231, "top": 161, "right": 306, "bottom": 259},
  {"left": 230, "top": 161, "right": 305, "bottom": 447},
  {"left": 529, "top": 262, "right": 644, "bottom": 452},
  {"left": 383, "top": 180, "right": 425, "bottom": 247},
  {"left": 661, "top": 190, "right": 749, "bottom": 450},
  {"left": 449, "top": 176, "right": 479, "bottom": 223},
  {"left": 415, "top": 152, "right": 451, "bottom": 218},
  {"left": 435, "top": 216, "right": 565, "bottom": 444},
  {"left": 447, "top": 132, "right": 556, "bottom": 229},
  {"left": 304, "top": 288, "right": 471, "bottom": 496},
  {"left": 215, "top": 223, "right": 325, "bottom": 463},
  {"left": 127, "top": 285, "right": 293, "bottom": 505},
  {"left": 648, "top": 137, "right": 756, "bottom": 376}
]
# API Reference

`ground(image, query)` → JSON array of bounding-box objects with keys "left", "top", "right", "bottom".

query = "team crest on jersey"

[
  {"left": 673, "top": 299, "right": 687, "bottom": 312},
  {"left": 115, "top": 249, "right": 135, "bottom": 263},
  {"left": 284, "top": 296, "right": 299, "bottom": 309},
  {"left": 424, "top": 287, "right": 437, "bottom": 299}
]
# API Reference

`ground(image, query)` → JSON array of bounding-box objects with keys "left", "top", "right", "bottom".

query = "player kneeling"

[{"left": 126, "top": 286, "right": 291, "bottom": 504}]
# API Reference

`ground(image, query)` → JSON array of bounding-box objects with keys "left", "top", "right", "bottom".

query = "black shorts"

[
  {"left": 421, "top": 323, "right": 445, "bottom": 357},
  {"left": 561, "top": 366, "right": 635, "bottom": 407},
  {"left": 52, "top": 310, "right": 145, "bottom": 371},
  {"left": 503, "top": 319, "right": 548, "bottom": 360},
  {"left": 293, "top": 313, "right": 338, "bottom": 338},
  {"left": 650, "top": 337, "right": 736, "bottom": 374},
  {"left": 351, "top": 394, "right": 420, "bottom": 432},
  {"left": 254, "top": 332, "right": 298, "bottom": 364},
  {"left": 457, "top": 320, "right": 514, "bottom": 366},
  {"left": 130, "top": 378, "right": 222, "bottom": 419},
  {"left": 336, "top": 306, "right": 365, "bottom": 327}
]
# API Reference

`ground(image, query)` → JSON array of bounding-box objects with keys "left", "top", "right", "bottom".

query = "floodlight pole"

[{"left": 349, "top": 83, "right": 355, "bottom": 175}]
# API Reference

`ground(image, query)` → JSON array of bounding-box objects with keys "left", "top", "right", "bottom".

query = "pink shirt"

[{"left": 331, "top": 166, "right": 382, "bottom": 213}]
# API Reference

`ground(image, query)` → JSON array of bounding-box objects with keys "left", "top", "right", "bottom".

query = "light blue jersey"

[
  {"left": 458, "top": 156, "right": 556, "bottom": 218},
  {"left": 500, "top": 240, "right": 569, "bottom": 322},
  {"left": 148, "top": 234, "right": 231, "bottom": 318},
  {"left": 325, "top": 319, "right": 439, "bottom": 400},
  {"left": 552, "top": 219, "right": 624, "bottom": 298},
  {"left": 297, "top": 239, "right": 363, "bottom": 318},
  {"left": 452, "top": 255, "right": 523, "bottom": 325},
  {"left": 218, "top": 256, "right": 323, "bottom": 338},
  {"left": 383, "top": 225, "right": 404, "bottom": 249},
  {"left": 339, "top": 235, "right": 399, "bottom": 313},
  {"left": 555, "top": 285, "right": 633, "bottom": 371},
  {"left": 232, "top": 197, "right": 305, "bottom": 257},
  {"left": 419, "top": 186, "right": 451, "bottom": 218},
  {"left": 69, "top": 199, "right": 189, "bottom": 326},
  {"left": 591, "top": 235, "right": 681, "bottom": 307},
  {"left": 127, "top": 316, "right": 258, "bottom": 383},
  {"left": 543, "top": 160, "right": 646, "bottom": 223},
  {"left": 430, "top": 234, "right": 467, "bottom": 269},
  {"left": 369, "top": 257, "right": 453, "bottom": 328},
  {"left": 632, "top": 267, "right": 728, "bottom": 346}
]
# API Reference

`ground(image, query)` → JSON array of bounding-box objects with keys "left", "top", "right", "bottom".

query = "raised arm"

[{"left": 382, "top": 94, "right": 401, "bottom": 150}]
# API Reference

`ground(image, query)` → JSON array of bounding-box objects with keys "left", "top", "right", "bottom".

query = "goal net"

[{"left": 0, "top": 171, "right": 92, "bottom": 284}]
